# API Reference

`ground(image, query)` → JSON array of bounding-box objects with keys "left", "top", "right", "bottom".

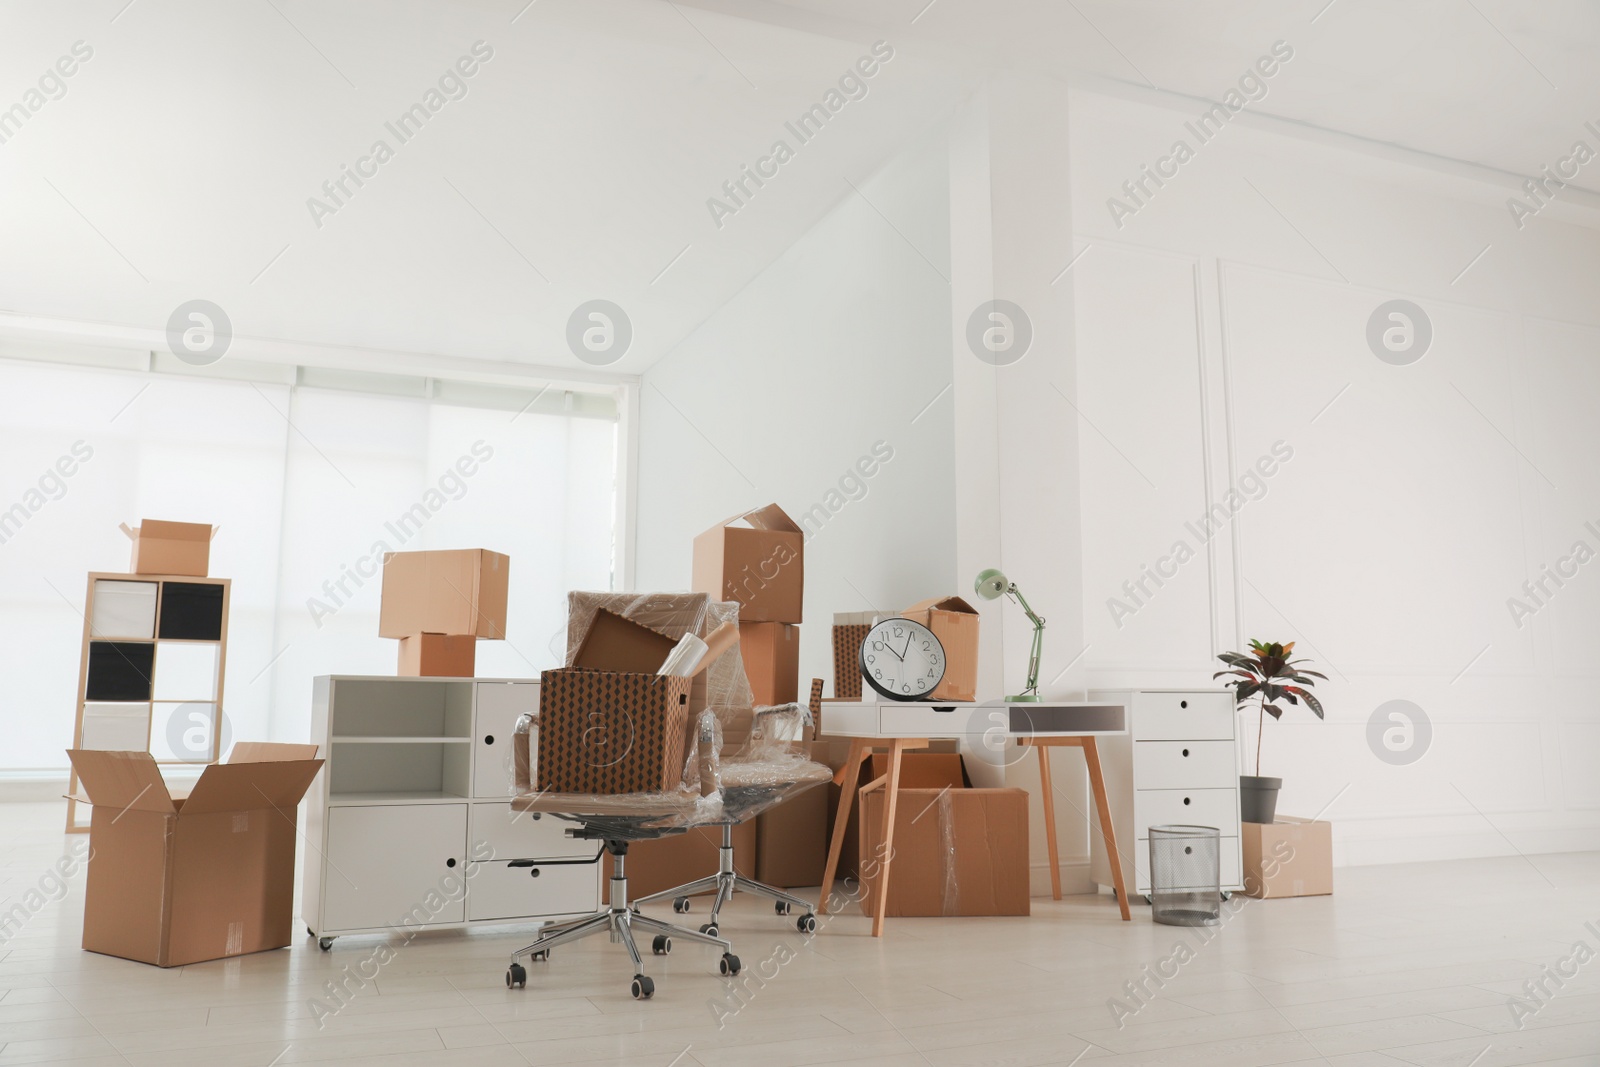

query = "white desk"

[{"left": 816, "top": 700, "right": 1131, "bottom": 936}]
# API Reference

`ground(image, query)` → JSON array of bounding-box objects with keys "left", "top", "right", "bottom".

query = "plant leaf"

[
  {"left": 1264, "top": 704, "right": 1284, "bottom": 719},
  {"left": 1285, "top": 686, "right": 1325, "bottom": 719}
]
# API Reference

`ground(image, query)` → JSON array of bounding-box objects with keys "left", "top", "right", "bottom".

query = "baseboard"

[
  {"left": 1030, "top": 859, "right": 1097, "bottom": 898},
  {"left": 0, "top": 774, "right": 69, "bottom": 803}
]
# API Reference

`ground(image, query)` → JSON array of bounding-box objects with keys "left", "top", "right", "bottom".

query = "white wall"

[
  {"left": 634, "top": 127, "right": 958, "bottom": 691},
  {"left": 1067, "top": 84, "right": 1600, "bottom": 865}
]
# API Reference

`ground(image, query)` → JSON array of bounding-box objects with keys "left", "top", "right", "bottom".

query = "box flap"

[
  {"left": 180, "top": 759, "right": 324, "bottom": 814},
  {"left": 903, "top": 595, "right": 979, "bottom": 617},
  {"left": 572, "top": 608, "right": 678, "bottom": 674},
  {"left": 66, "top": 750, "right": 177, "bottom": 814},
  {"left": 736, "top": 503, "right": 801, "bottom": 534},
  {"left": 132, "top": 519, "right": 214, "bottom": 543},
  {"left": 227, "top": 742, "right": 320, "bottom": 764}
]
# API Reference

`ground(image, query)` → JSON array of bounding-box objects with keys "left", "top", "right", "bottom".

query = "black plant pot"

[{"left": 1239, "top": 775, "right": 1282, "bottom": 824}]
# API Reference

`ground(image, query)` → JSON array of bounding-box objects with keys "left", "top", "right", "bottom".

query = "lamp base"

[{"left": 1007, "top": 693, "right": 1042, "bottom": 703}]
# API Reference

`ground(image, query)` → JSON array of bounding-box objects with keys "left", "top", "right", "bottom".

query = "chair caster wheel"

[
  {"left": 317, "top": 937, "right": 334, "bottom": 951},
  {"left": 652, "top": 934, "right": 672, "bottom": 955},
  {"left": 631, "top": 974, "right": 655, "bottom": 1000},
  {"left": 774, "top": 901, "right": 791, "bottom": 916},
  {"left": 700, "top": 923, "right": 718, "bottom": 938},
  {"left": 531, "top": 949, "right": 550, "bottom": 962},
  {"left": 719, "top": 953, "right": 741, "bottom": 976},
  {"left": 673, "top": 897, "right": 691, "bottom": 913},
  {"left": 506, "top": 963, "right": 526, "bottom": 989},
  {"left": 796, "top": 914, "right": 817, "bottom": 934}
]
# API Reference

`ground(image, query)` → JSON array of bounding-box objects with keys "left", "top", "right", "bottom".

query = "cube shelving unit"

[{"left": 65, "top": 572, "right": 231, "bottom": 833}]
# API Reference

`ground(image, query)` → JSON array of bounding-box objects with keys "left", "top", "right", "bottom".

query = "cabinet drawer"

[
  {"left": 466, "top": 859, "right": 598, "bottom": 921},
  {"left": 1133, "top": 741, "right": 1237, "bottom": 788},
  {"left": 876, "top": 703, "right": 971, "bottom": 736},
  {"left": 469, "top": 801, "right": 597, "bottom": 862},
  {"left": 474, "top": 682, "right": 538, "bottom": 798},
  {"left": 323, "top": 804, "right": 467, "bottom": 932},
  {"left": 1135, "top": 787, "right": 1239, "bottom": 834},
  {"left": 1133, "top": 692, "right": 1234, "bottom": 741},
  {"left": 1134, "top": 836, "right": 1241, "bottom": 893}
]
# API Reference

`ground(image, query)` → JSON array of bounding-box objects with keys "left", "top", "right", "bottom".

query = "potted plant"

[{"left": 1214, "top": 639, "right": 1324, "bottom": 824}]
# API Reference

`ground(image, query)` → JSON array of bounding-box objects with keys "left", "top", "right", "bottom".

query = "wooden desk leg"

[
  {"left": 1036, "top": 745, "right": 1063, "bottom": 901},
  {"left": 1084, "top": 737, "right": 1131, "bottom": 921},
  {"left": 818, "top": 739, "right": 866, "bottom": 915},
  {"left": 870, "top": 739, "right": 910, "bottom": 938}
]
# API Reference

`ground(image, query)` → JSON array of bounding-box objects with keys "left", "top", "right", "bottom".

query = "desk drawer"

[
  {"left": 1135, "top": 787, "right": 1239, "bottom": 834},
  {"left": 877, "top": 703, "right": 973, "bottom": 736},
  {"left": 1133, "top": 741, "right": 1237, "bottom": 788},
  {"left": 469, "top": 802, "right": 598, "bottom": 862},
  {"left": 466, "top": 859, "right": 598, "bottom": 921},
  {"left": 1133, "top": 692, "right": 1234, "bottom": 741}
]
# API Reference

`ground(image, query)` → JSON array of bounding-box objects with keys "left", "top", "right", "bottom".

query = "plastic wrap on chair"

[
  {"left": 695, "top": 710, "right": 722, "bottom": 797},
  {"left": 513, "top": 712, "right": 535, "bottom": 794}
]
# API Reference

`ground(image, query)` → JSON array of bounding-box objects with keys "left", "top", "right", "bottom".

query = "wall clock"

[{"left": 859, "top": 617, "right": 945, "bottom": 701}]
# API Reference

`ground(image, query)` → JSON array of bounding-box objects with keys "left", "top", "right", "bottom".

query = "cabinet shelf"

[
  {"left": 328, "top": 790, "right": 469, "bottom": 805},
  {"left": 331, "top": 736, "right": 472, "bottom": 744}
]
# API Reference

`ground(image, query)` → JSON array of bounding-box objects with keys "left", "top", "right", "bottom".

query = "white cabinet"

[
  {"left": 303, "top": 676, "right": 600, "bottom": 939},
  {"left": 322, "top": 804, "right": 468, "bottom": 931},
  {"left": 1089, "top": 689, "right": 1244, "bottom": 895}
]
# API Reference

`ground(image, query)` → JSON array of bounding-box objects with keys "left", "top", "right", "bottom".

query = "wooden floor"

[{"left": 1, "top": 801, "right": 1597, "bottom": 1066}]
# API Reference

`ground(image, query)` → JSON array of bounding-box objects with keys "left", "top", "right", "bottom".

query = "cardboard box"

[
  {"left": 536, "top": 668, "right": 691, "bottom": 794},
  {"left": 66, "top": 744, "right": 323, "bottom": 967},
  {"left": 120, "top": 520, "right": 214, "bottom": 577},
  {"left": 604, "top": 820, "right": 757, "bottom": 903},
  {"left": 378, "top": 549, "right": 509, "bottom": 640},
  {"left": 755, "top": 782, "right": 827, "bottom": 887},
  {"left": 900, "top": 596, "right": 980, "bottom": 702},
  {"left": 832, "top": 612, "right": 874, "bottom": 700},
  {"left": 1241, "top": 816, "right": 1333, "bottom": 899},
  {"left": 858, "top": 775, "right": 1029, "bottom": 918},
  {"left": 573, "top": 608, "right": 677, "bottom": 673},
  {"left": 692, "top": 504, "right": 804, "bottom": 623},
  {"left": 397, "top": 633, "right": 476, "bottom": 677},
  {"left": 828, "top": 751, "right": 967, "bottom": 883},
  {"left": 740, "top": 622, "right": 799, "bottom": 706}
]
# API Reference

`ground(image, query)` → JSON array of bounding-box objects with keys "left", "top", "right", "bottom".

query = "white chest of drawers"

[{"left": 1088, "top": 689, "right": 1243, "bottom": 895}]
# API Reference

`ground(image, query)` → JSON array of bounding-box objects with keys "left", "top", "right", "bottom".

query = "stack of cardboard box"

[
  {"left": 692, "top": 505, "right": 825, "bottom": 888},
  {"left": 379, "top": 549, "right": 509, "bottom": 676}
]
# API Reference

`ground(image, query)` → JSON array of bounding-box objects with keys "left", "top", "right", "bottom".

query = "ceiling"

[{"left": 1, "top": 0, "right": 1593, "bottom": 376}]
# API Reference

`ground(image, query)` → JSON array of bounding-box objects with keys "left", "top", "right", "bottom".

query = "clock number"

[
  {"left": 866, "top": 654, "right": 875, "bottom": 664},
  {"left": 902, "top": 684, "right": 910, "bottom": 693},
  {"left": 874, "top": 668, "right": 882, "bottom": 679},
  {"left": 922, "top": 641, "right": 930, "bottom": 651}
]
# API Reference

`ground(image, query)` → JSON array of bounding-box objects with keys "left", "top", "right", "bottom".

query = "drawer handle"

[
  {"left": 485, "top": 734, "right": 495, "bottom": 745},
  {"left": 446, "top": 858, "right": 457, "bottom": 868},
  {"left": 1184, "top": 845, "right": 1193, "bottom": 855},
  {"left": 1182, "top": 749, "right": 1189, "bottom": 757},
  {"left": 1180, "top": 700, "right": 1188, "bottom": 708},
  {"left": 933, "top": 706, "right": 955, "bottom": 713},
  {"left": 1183, "top": 797, "right": 1191, "bottom": 805}
]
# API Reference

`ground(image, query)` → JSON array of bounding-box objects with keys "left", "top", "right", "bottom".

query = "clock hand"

[
  {"left": 885, "top": 640, "right": 904, "bottom": 662},
  {"left": 901, "top": 633, "right": 913, "bottom": 661}
]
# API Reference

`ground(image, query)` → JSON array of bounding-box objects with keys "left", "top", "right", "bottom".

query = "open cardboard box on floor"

[
  {"left": 855, "top": 752, "right": 1029, "bottom": 917},
  {"left": 379, "top": 548, "right": 509, "bottom": 639},
  {"left": 66, "top": 743, "right": 323, "bottom": 967},
  {"left": 120, "top": 519, "right": 215, "bottom": 577}
]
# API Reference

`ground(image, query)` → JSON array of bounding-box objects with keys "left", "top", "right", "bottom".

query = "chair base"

[
  {"left": 633, "top": 824, "right": 818, "bottom": 935},
  {"left": 505, "top": 842, "right": 741, "bottom": 1000}
]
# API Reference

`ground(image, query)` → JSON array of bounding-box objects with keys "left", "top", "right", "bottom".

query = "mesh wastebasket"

[{"left": 1148, "top": 824, "right": 1221, "bottom": 927}]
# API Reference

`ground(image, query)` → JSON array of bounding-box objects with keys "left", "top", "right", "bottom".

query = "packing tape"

[
  {"left": 231, "top": 813, "right": 249, "bottom": 833},
  {"left": 224, "top": 921, "right": 244, "bottom": 955},
  {"left": 939, "top": 789, "right": 958, "bottom": 917}
]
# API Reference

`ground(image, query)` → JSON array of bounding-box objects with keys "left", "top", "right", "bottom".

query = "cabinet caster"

[
  {"left": 317, "top": 937, "right": 335, "bottom": 951},
  {"left": 531, "top": 949, "right": 550, "bottom": 962},
  {"left": 1220, "top": 891, "right": 1233, "bottom": 901},
  {"left": 306, "top": 926, "right": 316, "bottom": 938},
  {"left": 796, "top": 914, "right": 817, "bottom": 934},
  {"left": 719, "top": 953, "right": 742, "bottom": 976},
  {"left": 630, "top": 974, "right": 655, "bottom": 1000},
  {"left": 673, "top": 897, "right": 691, "bottom": 913},
  {"left": 651, "top": 934, "right": 672, "bottom": 956},
  {"left": 1144, "top": 894, "right": 1154, "bottom": 906},
  {"left": 506, "top": 963, "right": 526, "bottom": 989},
  {"left": 699, "top": 922, "right": 718, "bottom": 938},
  {"left": 774, "top": 901, "right": 791, "bottom": 916}
]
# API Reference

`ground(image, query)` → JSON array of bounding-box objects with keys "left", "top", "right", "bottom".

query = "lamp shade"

[{"left": 974, "top": 568, "right": 1009, "bottom": 601}]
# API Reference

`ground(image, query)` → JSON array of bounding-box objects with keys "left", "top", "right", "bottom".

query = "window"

[{"left": 0, "top": 357, "right": 620, "bottom": 769}]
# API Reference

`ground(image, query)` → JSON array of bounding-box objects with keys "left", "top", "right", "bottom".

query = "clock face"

[{"left": 860, "top": 619, "right": 945, "bottom": 701}]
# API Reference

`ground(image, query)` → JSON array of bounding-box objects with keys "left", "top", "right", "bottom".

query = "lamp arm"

[{"left": 1007, "top": 584, "right": 1046, "bottom": 698}]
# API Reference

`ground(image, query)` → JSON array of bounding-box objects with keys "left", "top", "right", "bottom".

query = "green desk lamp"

[{"left": 974, "top": 568, "right": 1044, "bottom": 702}]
